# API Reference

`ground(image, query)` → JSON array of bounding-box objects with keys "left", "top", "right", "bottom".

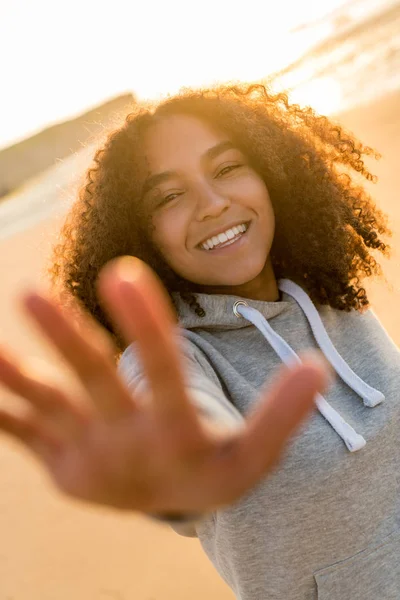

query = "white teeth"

[
  {"left": 201, "top": 222, "right": 248, "bottom": 250},
  {"left": 217, "top": 232, "right": 228, "bottom": 244}
]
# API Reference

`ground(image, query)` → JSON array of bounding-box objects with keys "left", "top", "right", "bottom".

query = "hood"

[{"left": 172, "top": 278, "right": 385, "bottom": 453}]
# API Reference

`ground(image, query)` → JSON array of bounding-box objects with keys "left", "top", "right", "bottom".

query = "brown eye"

[
  {"left": 217, "top": 164, "right": 241, "bottom": 177},
  {"left": 165, "top": 193, "right": 179, "bottom": 202},
  {"left": 159, "top": 192, "right": 183, "bottom": 206}
]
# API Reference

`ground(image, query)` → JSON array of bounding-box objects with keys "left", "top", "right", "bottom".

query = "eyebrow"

[{"left": 141, "top": 140, "right": 236, "bottom": 197}]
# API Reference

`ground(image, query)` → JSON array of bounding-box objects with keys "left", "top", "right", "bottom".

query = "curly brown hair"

[{"left": 45, "top": 82, "right": 393, "bottom": 365}]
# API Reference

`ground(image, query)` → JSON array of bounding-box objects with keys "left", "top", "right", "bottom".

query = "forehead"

[{"left": 142, "top": 114, "right": 229, "bottom": 171}]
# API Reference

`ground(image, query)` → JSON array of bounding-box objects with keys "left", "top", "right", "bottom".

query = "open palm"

[{"left": 0, "top": 256, "right": 331, "bottom": 515}]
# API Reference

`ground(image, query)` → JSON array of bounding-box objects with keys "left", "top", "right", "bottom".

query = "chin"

[
  {"left": 198, "top": 266, "right": 267, "bottom": 288},
  {"left": 177, "top": 251, "right": 269, "bottom": 288}
]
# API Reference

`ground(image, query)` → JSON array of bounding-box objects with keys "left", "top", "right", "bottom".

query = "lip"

[
  {"left": 197, "top": 220, "right": 251, "bottom": 249},
  {"left": 198, "top": 220, "right": 252, "bottom": 253}
]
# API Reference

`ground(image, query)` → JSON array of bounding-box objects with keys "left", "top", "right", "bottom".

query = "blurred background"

[{"left": 0, "top": 1, "right": 399, "bottom": 598}]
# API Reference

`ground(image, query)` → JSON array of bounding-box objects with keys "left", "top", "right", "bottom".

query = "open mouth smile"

[{"left": 198, "top": 221, "right": 252, "bottom": 254}]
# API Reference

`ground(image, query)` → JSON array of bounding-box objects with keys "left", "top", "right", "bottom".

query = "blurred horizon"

[{"left": 2, "top": 0, "right": 399, "bottom": 152}]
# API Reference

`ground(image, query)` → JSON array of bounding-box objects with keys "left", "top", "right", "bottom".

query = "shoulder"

[{"left": 117, "top": 327, "right": 219, "bottom": 379}]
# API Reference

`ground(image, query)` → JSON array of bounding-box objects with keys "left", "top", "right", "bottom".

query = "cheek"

[
  {"left": 243, "top": 178, "right": 275, "bottom": 232},
  {"left": 261, "top": 197, "right": 275, "bottom": 237},
  {"left": 232, "top": 173, "right": 270, "bottom": 205},
  {"left": 250, "top": 179, "right": 273, "bottom": 215},
  {"left": 151, "top": 212, "right": 189, "bottom": 256}
]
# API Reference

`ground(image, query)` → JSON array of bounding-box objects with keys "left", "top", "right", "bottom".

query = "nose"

[{"left": 194, "top": 181, "right": 231, "bottom": 221}]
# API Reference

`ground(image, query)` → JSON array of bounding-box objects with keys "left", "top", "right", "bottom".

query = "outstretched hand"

[{"left": 0, "top": 256, "right": 332, "bottom": 515}]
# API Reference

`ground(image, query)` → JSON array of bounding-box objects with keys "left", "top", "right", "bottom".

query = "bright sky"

[{"left": 0, "top": 0, "right": 349, "bottom": 150}]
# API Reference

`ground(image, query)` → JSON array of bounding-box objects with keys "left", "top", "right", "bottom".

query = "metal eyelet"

[{"left": 233, "top": 300, "right": 249, "bottom": 318}]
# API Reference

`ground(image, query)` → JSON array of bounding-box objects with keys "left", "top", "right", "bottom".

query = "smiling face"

[{"left": 140, "top": 113, "right": 279, "bottom": 301}]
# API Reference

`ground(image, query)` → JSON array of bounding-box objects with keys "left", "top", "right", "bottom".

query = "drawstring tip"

[
  {"left": 344, "top": 434, "right": 366, "bottom": 452},
  {"left": 363, "top": 391, "right": 385, "bottom": 408}
]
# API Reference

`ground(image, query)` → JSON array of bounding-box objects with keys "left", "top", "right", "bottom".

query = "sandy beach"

[{"left": 0, "top": 90, "right": 399, "bottom": 599}]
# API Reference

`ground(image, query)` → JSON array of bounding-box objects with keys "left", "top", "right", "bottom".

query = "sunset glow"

[{"left": 0, "top": 0, "right": 350, "bottom": 149}]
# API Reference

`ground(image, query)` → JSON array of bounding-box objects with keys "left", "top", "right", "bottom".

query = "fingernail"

[
  {"left": 116, "top": 256, "right": 144, "bottom": 284},
  {"left": 21, "top": 290, "right": 47, "bottom": 310}
]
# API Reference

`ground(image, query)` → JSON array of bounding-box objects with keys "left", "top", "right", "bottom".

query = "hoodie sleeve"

[{"left": 117, "top": 330, "right": 245, "bottom": 538}]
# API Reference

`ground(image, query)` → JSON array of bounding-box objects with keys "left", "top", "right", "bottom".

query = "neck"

[{"left": 193, "top": 257, "right": 280, "bottom": 302}]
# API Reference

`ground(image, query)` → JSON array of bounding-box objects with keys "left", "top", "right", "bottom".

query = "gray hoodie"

[{"left": 118, "top": 278, "right": 400, "bottom": 600}]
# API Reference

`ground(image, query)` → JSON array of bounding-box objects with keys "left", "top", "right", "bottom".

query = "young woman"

[{"left": 0, "top": 83, "right": 399, "bottom": 600}]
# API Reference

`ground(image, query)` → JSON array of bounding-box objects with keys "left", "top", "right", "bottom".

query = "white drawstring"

[
  {"left": 234, "top": 301, "right": 366, "bottom": 452},
  {"left": 279, "top": 280, "right": 385, "bottom": 408}
]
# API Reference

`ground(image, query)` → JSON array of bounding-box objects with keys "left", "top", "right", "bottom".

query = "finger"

[
  {"left": 0, "top": 408, "right": 63, "bottom": 461},
  {"left": 97, "top": 257, "right": 202, "bottom": 426},
  {"left": 214, "top": 352, "right": 332, "bottom": 502},
  {"left": 0, "top": 345, "right": 91, "bottom": 439},
  {"left": 20, "top": 291, "right": 137, "bottom": 420}
]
